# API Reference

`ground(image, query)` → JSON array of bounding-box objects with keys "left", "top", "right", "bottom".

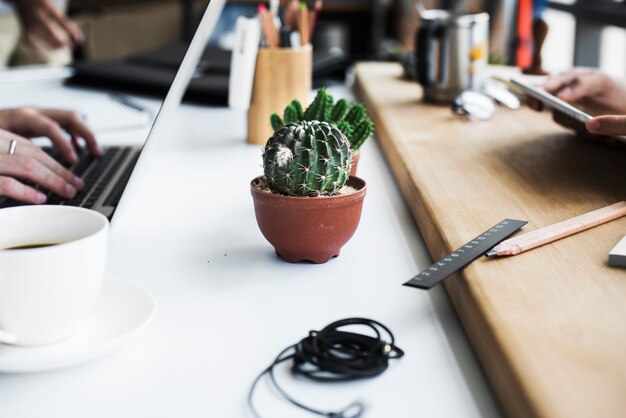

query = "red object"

[
  {"left": 251, "top": 176, "right": 367, "bottom": 264},
  {"left": 517, "top": 0, "right": 533, "bottom": 68}
]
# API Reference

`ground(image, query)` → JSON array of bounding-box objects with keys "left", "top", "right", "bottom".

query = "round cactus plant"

[{"left": 263, "top": 121, "right": 353, "bottom": 197}]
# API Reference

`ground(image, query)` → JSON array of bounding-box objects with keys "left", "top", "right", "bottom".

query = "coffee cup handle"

[{"left": 0, "top": 329, "right": 18, "bottom": 344}]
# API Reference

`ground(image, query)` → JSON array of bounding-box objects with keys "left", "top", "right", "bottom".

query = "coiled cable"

[{"left": 248, "top": 317, "right": 405, "bottom": 418}]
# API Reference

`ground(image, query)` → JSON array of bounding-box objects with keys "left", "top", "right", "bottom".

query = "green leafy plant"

[
  {"left": 270, "top": 88, "right": 374, "bottom": 152},
  {"left": 262, "top": 120, "right": 352, "bottom": 197}
]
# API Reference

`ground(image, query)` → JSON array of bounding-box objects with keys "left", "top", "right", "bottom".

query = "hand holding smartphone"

[{"left": 511, "top": 78, "right": 593, "bottom": 123}]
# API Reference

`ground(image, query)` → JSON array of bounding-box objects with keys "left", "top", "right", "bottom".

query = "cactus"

[
  {"left": 330, "top": 99, "right": 349, "bottom": 123},
  {"left": 283, "top": 100, "right": 304, "bottom": 124},
  {"left": 283, "top": 105, "right": 299, "bottom": 124},
  {"left": 263, "top": 121, "right": 352, "bottom": 196},
  {"left": 270, "top": 113, "right": 283, "bottom": 131},
  {"left": 345, "top": 103, "right": 366, "bottom": 126},
  {"left": 268, "top": 89, "right": 374, "bottom": 152},
  {"left": 303, "top": 88, "right": 334, "bottom": 122},
  {"left": 336, "top": 120, "right": 353, "bottom": 140},
  {"left": 291, "top": 100, "right": 304, "bottom": 120},
  {"left": 350, "top": 119, "right": 373, "bottom": 151}
]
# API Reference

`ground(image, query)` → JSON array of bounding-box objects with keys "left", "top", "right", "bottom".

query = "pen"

[
  {"left": 299, "top": 2, "right": 310, "bottom": 45},
  {"left": 309, "top": 0, "right": 323, "bottom": 36},
  {"left": 284, "top": 0, "right": 299, "bottom": 32},
  {"left": 279, "top": 26, "right": 292, "bottom": 47},
  {"left": 269, "top": 0, "right": 279, "bottom": 23}
]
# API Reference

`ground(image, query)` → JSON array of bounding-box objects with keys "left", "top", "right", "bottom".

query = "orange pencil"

[
  {"left": 299, "top": 2, "right": 310, "bottom": 45},
  {"left": 258, "top": 4, "right": 279, "bottom": 48},
  {"left": 487, "top": 201, "right": 626, "bottom": 257}
]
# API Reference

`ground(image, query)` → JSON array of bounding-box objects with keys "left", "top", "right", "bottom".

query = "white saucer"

[{"left": 0, "top": 277, "right": 155, "bottom": 373}]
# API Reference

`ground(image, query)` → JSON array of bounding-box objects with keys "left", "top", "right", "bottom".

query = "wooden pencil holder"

[{"left": 247, "top": 45, "right": 312, "bottom": 145}]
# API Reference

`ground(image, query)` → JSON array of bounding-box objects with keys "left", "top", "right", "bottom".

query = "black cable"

[{"left": 248, "top": 318, "right": 404, "bottom": 418}]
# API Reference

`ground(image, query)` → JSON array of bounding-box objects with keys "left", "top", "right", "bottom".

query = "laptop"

[
  {"left": 0, "top": 0, "right": 227, "bottom": 219},
  {"left": 67, "top": 44, "right": 347, "bottom": 105}
]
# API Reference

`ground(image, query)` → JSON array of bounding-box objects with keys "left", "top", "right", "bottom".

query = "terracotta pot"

[
  {"left": 250, "top": 176, "right": 367, "bottom": 263},
  {"left": 350, "top": 151, "right": 361, "bottom": 176}
]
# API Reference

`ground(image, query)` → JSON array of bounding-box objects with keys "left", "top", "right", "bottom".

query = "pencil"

[
  {"left": 284, "top": 0, "right": 299, "bottom": 30},
  {"left": 486, "top": 201, "right": 626, "bottom": 257},
  {"left": 299, "top": 2, "right": 310, "bottom": 46},
  {"left": 309, "top": 0, "right": 323, "bottom": 37},
  {"left": 258, "top": 4, "right": 279, "bottom": 48}
]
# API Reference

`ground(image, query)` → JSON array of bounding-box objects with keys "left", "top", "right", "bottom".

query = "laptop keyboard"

[{"left": 0, "top": 146, "right": 136, "bottom": 209}]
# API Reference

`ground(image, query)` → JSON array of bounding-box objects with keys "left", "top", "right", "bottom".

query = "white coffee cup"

[{"left": 0, "top": 206, "right": 109, "bottom": 346}]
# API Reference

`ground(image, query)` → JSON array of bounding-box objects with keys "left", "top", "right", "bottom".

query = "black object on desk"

[
  {"left": 67, "top": 44, "right": 348, "bottom": 105},
  {"left": 248, "top": 318, "right": 404, "bottom": 418},
  {"left": 403, "top": 219, "right": 528, "bottom": 290}
]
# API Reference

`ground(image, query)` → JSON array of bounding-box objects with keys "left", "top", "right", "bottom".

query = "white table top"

[{"left": 0, "top": 74, "right": 502, "bottom": 418}]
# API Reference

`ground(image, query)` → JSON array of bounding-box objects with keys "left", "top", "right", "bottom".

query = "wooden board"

[{"left": 355, "top": 63, "right": 626, "bottom": 418}]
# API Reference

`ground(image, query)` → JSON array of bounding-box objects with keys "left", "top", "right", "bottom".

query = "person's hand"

[
  {"left": 0, "top": 107, "right": 101, "bottom": 164},
  {"left": 542, "top": 69, "right": 626, "bottom": 136},
  {"left": 0, "top": 129, "right": 84, "bottom": 204},
  {"left": 13, "top": 0, "right": 84, "bottom": 54}
]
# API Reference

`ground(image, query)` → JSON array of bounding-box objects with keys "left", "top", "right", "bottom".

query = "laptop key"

[
  {"left": 0, "top": 198, "right": 24, "bottom": 208},
  {"left": 46, "top": 193, "right": 65, "bottom": 205}
]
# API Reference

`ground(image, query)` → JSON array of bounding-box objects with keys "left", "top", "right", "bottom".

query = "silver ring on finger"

[{"left": 7, "top": 139, "right": 17, "bottom": 155}]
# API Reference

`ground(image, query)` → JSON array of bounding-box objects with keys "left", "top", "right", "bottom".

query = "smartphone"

[{"left": 511, "top": 78, "right": 593, "bottom": 123}]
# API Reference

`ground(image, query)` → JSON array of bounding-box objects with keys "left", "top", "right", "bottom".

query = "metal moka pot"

[{"left": 415, "top": 10, "right": 489, "bottom": 103}]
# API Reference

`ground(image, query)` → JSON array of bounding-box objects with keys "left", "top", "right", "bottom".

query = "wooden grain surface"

[{"left": 355, "top": 63, "right": 626, "bottom": 418}]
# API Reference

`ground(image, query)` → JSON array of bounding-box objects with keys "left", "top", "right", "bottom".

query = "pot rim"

[{"left": 250, "top": 175, "right": 366, "bottom": 201}]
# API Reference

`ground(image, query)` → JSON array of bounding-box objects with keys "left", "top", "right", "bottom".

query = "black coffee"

[{"left": 3, "top": 243, "right": 60, "bottom": 250}]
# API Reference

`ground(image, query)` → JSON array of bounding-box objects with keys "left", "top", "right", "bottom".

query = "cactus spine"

[{"left": 263, "top": 121, "right": 352, "bottom": 196}]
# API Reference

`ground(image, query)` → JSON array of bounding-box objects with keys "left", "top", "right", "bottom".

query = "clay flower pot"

[{"left": 250, "top": 176, "right": 367, "bottom": 263}]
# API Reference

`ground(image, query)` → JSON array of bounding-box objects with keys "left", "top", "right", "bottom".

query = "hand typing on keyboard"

[
  {"left": 0, "top": 128, "right": 86, "bottom": 204},
  {"left": 0, "top": 107, "right": 101, "bottom": 164}
]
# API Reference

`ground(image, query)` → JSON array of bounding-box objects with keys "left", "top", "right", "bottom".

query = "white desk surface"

[{"left": 0, "top": 75, "right": 502, "bottom": 418}]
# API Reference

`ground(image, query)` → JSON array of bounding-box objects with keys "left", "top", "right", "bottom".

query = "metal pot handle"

[
  {"left": 416, "top": 23, "right": 447, "bottom": 88},
  {"left": 415, "top": 23, "right": 435, "bottom": 88}
]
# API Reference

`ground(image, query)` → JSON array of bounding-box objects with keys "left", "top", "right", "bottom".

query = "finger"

[
  {"left": 543, "top": 73, "right": 579, "bottom": 93},
  {"left": 543, "top": 68, "right": 593, "bottom": 93},
  {"left": 31, "top": 8, "right": 70, "bottom": 50},
  {"left": 586, "top": 115, "right": 626, "bottom": 136},
  {"left": 27, "top": 112, "right": 78, "bottom": 163},
  {"left": 0, "top": 155, "right": 76, "bottom": 199},
  {"left": 71, "top": 133, "right": 82, "bottom": 150},
  {"left": 556, "top": 73, "right": 605, "bottom": 103},
  {"left": 40, "top": 109, "right": 101, "bottom": 157},
  {"left": 22, "top": 33, "right": 46, "bottom": 58},
  {"left": 44, "top": 3, "right": 84, "bottom": 44},
  {"left": 0, "top": 175, "right": 46, "bottom": 204},
  {"left": 27, "top": 144, "right": 84, "bottom": 190},
  {"left": 526, "top": 97, "right": 544, "bottom": 111}
]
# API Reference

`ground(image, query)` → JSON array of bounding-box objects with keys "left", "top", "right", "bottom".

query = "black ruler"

[{"left": 404, "top": 219, "right": 527, "bottom": 290}]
